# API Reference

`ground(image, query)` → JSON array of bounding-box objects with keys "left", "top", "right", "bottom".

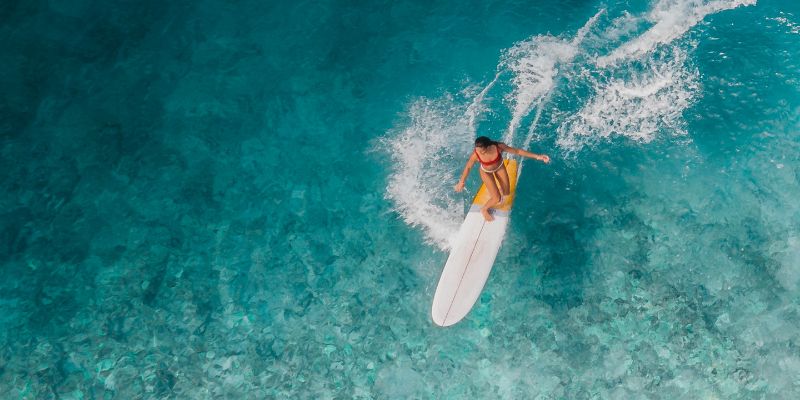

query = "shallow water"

[{"left": 2, "top": 0, "right": 800, "bottom": 398}]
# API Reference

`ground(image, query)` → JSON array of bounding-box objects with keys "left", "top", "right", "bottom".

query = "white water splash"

[
  {"left": 556, "top": 0, "right": 755, "bottom": 153},
  {"left": 501, "top": 9, "right": 605, "bottom": 143},
  {"left": 597, "top": 0, "right": 757, "bottom": 66},
  {"left": 381, "top": 77, "right": 522, "bottom": 250},
  {"left": 382, "top": 95, "right": 480, "bottom": 250},
  {"left": 770, "top": 13, "right": 800, "bottom": 35},
  {"left": 558, "top": 48, "right": 700, "bottom": 152},
  {"left": 501, "top": 36, "right": 577, "bottom": 143},
  {"left": 600, "top": 11, "right": 642, "bottom": 43},
  {"left": 517, "top": 103, "right": 546, "bottom": 180},
  {"left": 465, "top": 71, "right": 501, "bottom": 135}
]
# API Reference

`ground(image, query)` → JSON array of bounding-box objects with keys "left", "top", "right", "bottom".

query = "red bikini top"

[{"left": 474, "top": 146, "right": 502, "bottom": 166}]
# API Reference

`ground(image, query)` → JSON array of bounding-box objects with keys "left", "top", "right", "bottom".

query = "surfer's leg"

[
  {"left": 495, "top": 167, "right": 511, "bottom": 196},
  {"left": 479, "top": 170, "right": 501, "bottom": 221}
]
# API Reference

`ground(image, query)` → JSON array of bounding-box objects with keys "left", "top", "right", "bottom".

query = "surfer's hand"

[
  {"left": 454, "top": 181, "right": 465, "bottom": 192},
  {"left": 539, "top": 155, "right": 550, "bottom": 164}
]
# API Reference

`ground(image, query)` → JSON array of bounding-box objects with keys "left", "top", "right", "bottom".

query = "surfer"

[{"left": 454, "top": 136, "right": 550, "bottom": 221}]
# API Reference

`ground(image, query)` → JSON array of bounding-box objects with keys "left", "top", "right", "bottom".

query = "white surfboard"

[{"left": 432, "top": 159, "right": 518, "bottom": 327}]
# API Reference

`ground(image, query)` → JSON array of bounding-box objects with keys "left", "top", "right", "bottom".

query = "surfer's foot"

[{"left": 481, "top": 208, "right": 494, "bottom": 221}]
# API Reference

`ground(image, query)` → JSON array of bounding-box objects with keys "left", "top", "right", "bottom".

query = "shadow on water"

[
  {"left": 513, "top": 145, "right": 650, "bottom": 313},
  {"left": 532, "top": 201, "right": 591, "bottom": 311}
]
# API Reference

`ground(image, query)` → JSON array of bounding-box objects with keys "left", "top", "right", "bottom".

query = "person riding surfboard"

[{"left": 454, "top": 136, "right": 550, "bottom": 221}]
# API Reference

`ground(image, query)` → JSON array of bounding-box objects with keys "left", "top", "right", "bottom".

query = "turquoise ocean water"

[{"left": 2, "top": 0, "right": 800, "bottom": 398}]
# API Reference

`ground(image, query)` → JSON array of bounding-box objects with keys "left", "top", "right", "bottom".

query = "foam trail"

[
  {"left": 770, "top": 13, "right": 800, "bottom": 35},
  {"left": 508, "top": 9, "right": 603, "bottom": 178},
  {"left": 516, "top": 102, "right": 546, "bottom": 180},
  {"left": 381, "top": 72, "right": 514, "bottom": 250},
  {"left": 502, "top": 9, "right": 604, "bottom": 144},
  {"left": 382, "top": 96, "right": 478, "bottom": 250},
  {"left": 521, "top": 102, "right": 546, "bottom": 152},
  {"left": 597, "top": 0, "right": 757, "bottom": 66},
  {"left": 501, "top": 36, "right": 569, "bottom": 144},
  {"left": 556, "top": 0, "right": 753, "bottom": 152},
  {"left": 572, "top": 8, "right": 606, "bottom": 46},
  {"left": 465, "top": 71, "right": 502, "bottom": 134}
]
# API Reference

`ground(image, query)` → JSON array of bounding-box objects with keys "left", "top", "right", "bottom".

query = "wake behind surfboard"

[{"left": 431, "top": 159, "right": 518, "bottom": 327}]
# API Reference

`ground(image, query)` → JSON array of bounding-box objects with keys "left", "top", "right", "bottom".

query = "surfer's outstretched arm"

[
  {"left": 498, "top": 143, "right": 550, "bottom": 163},
  {"left": 454, "top": 154, "right": 478, "bottom": 192}
]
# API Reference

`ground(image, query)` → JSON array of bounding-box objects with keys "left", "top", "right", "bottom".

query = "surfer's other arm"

[
  {"left": 454, "top": 154, "right": 478, "bottom": 192},
  {"left": 498, "top": 143, "right": 550, "bottom": 163}
]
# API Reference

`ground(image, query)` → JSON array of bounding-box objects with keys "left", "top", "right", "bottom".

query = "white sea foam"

[
  {"left": 382, "top": 96, "right": 477, "bottom": 250},
  {"left": 556, "top": 0, "right": 755, "bottom": 152},
  {"left": 501, "top": 10, "right": 604, "bottom": 143},
  {"left": 597, "top": 0, "right": 757, "bottom": 66},
  {"left": 572, "top": 9, "right": 606, "bottom": 46},
  {"left": 501, "top": 36, "right": 575, "bottom": 143},
  {"left": 770, "top": 13, "right": 800, "bottom": 35},
  {"left": 557, "top": 47, "right": 699, "bottom": 152},
  {"left": 516, "top": 103, "right": 545, "bottom": 180},
  {"left": 465, "top": 71, "right": 501, "bottom": 134}
]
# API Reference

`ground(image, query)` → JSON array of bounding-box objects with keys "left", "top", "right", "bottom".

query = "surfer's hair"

[{"left": 474, "top": 136, "right": 497, "bottom": 148}]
